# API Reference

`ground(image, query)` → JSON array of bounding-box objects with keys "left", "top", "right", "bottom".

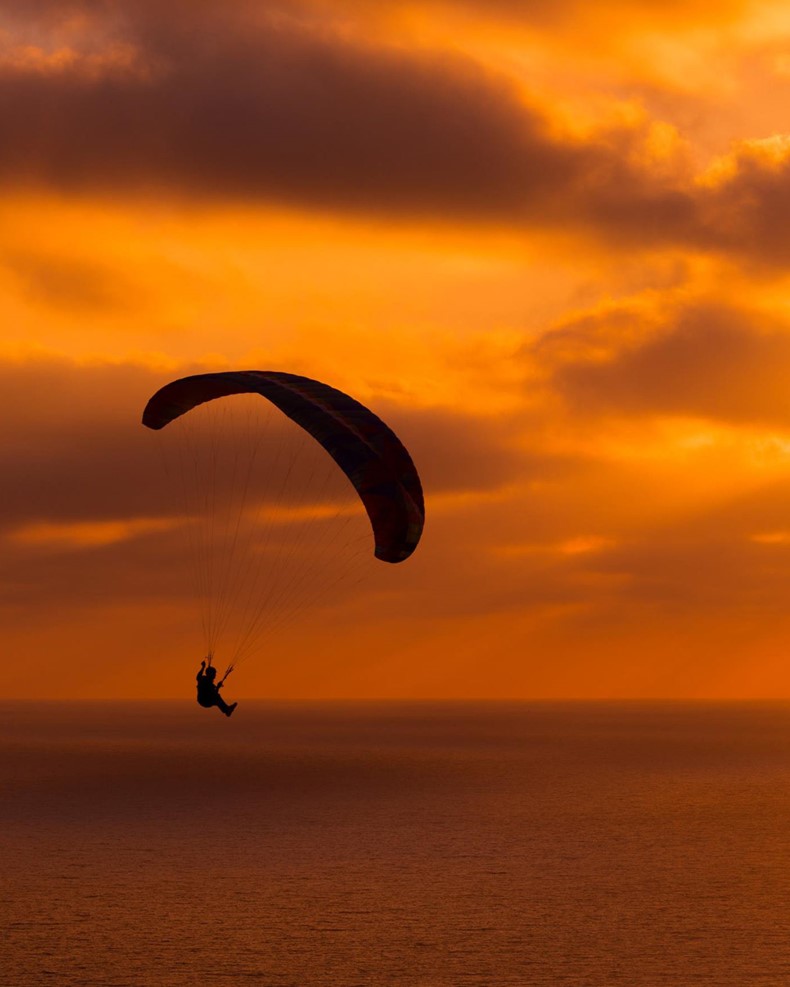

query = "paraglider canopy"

[{"left": 142, "top": 370, "right": 424, "bottom": 563}]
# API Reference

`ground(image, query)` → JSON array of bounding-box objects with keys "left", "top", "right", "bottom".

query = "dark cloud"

[
  {"left": 0, "top": 2, "right": 566, "bottom": 216},
  {"left": 0, "top": 353, "right": 591, "bottom": 637},
  {"left": 534, "top": 302, "right": 790, "bottom": 426},
  {"left": 568, "top": 475, "right": 790, "bottom": 620},
  {"left": 0, "top": 0, "right": 699, "bottom": 234},
  {"left": 698, "top": 143, "right": 790, "bottom": 266},
  {"left": 8, "top": 0, "right": 790, "bottom": 264},
  {"left": 1, "top": 249, "right": 141, "bottom": 312},
  {"left": 0, "top": 355, "right": 534, "bottom": 531}
]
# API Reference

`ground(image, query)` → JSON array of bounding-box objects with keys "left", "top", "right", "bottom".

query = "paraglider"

[
  {"left": 143, "top": 370, "right": 424, "bottom": 562},
  {"left": 196, "top": 656, "right": 237, "bottom": 717},
  {"left": 142, "top": 370, "right": 424, "bottom": 709}
]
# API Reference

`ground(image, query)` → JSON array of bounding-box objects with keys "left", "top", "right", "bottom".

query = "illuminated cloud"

[
  {"left": 752, "top": 530, "right": 790, "bottom": 544},
  {"left": 9, "top": 517, "right": 177, "bottom": 548},
  {"left": 311, "top": 0, "right": 752, "bottom": 38}
]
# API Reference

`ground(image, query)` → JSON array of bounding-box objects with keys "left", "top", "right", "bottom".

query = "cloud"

[
  {"left": 0, "top": 248, "right": 142, "bottom": 312},
  {"left": 0, "top": 353, "right": 540, "bottom": 532},
  {"left": 574, "top": 473, "right": 790, "bottom": 619},
  {"left": 531, "top": 300, "right": 790, "bottom": 427},
  {"left": 698, "top": 137, "right": 790, "bottom": 266},
  {"left": 0, "top": 0, "right": 701, "bottom": 237},
  {"left": 8, "top": 0, "right": 790, "bottom": 269},
  {"left": 0, "top": 2, "right": 564, "bottom": 214},
  {"left": 0, "top": 352, "right": 594, "bottom": 645},
  {"left": 315, "top": 0, "right": 750, "bottom": 32},
  {"left": 9, "top": 517, "right": 177, "bottom": 548}
]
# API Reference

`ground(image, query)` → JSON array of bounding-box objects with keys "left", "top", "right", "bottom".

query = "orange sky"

[{"left": 5, "top": 0, "right": 790, "bottom": 698}]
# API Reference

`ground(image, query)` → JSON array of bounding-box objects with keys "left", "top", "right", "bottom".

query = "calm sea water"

[{"left": 3, "top": 701, "right": 790, "bottom": 986}]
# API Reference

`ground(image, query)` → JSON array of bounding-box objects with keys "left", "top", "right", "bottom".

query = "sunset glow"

[{"left": 5, "top": 0, "right": 790, "bottom": 698}]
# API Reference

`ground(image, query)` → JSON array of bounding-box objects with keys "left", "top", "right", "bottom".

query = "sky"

[{"left": 5, "top": 0, "right": 790, "bottom": 699}]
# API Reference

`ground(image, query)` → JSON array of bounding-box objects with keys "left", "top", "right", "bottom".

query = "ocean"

[{"left": 3, "top": 701, "right": 790, "bottom": 986}]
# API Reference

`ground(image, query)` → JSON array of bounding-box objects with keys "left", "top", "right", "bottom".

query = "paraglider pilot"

[{"left": 196, "top": 656, "right": 237, "bottom": 717}]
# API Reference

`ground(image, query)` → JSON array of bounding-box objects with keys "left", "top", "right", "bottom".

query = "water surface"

[{"left": 4, "top": 701, "right": 790, "bottom": 985}]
